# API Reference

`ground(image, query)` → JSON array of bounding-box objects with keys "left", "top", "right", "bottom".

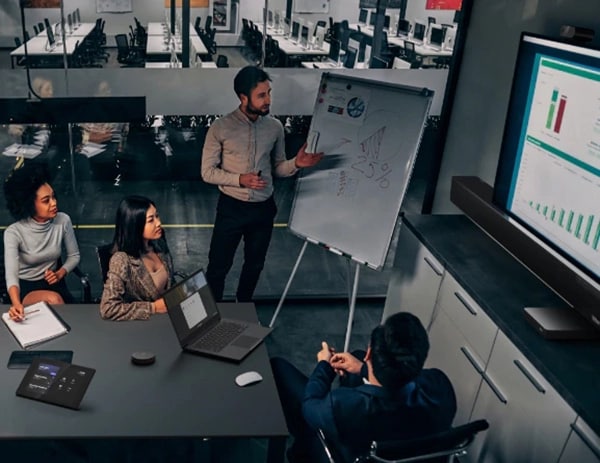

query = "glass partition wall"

[{"left": 0, "top": 0, "right": 466, "bottom": 300}]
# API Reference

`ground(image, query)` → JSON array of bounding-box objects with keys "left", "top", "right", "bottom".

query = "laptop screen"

[{"left": 164, "top": 268, "right": 220, "bottom": 344}]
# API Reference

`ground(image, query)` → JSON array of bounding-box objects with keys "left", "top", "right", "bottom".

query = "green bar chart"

[{"left": 528, "top": 201, "right": 599, "bottom": 251}]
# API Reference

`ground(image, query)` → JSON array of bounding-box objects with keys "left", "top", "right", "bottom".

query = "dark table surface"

[
  {"left": 403, "top": 214, "right": 600, "bottom": 436},
  {"left": 0, "top": 302, "right": 288, "bottom": 441}
]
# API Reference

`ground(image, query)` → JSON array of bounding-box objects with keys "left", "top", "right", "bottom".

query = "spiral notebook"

[{"left": 2, "top": 301, "right": 70, "bottom": 349}]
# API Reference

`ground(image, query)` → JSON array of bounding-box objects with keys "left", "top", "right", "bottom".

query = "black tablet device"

[{"left": 16, "top": 358, "right": 95, "bottom": 410}]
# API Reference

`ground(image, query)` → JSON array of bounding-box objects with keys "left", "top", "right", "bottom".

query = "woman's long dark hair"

[{"left": 112, "top": 195, "right": 166, "bottom": 258}]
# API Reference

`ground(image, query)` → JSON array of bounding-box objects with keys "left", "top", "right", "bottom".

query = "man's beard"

[{"left": 246, "top": 101, "right": 269, "bottom": 116}]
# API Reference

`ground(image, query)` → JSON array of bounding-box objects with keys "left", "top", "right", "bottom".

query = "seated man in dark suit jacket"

[{"left": 271, "top": 312, "right": 457, "bottom": 463}]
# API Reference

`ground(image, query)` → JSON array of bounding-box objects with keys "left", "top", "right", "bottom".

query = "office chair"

[
  {"left": 115, "top": 33, "right": 144, "bottom": 67},
  {"left": 205, "top": 15, "right": 213, "bottom": 33},
  {"left": 216, "top": 54, "right": 229, "bottom": 67},
  {"left": 195, "top": 16, "right": 202, "bottom": 34},
  {"left": 96, "top": 243, "right": 113, "bottom": 284},
  {"left": 402, "top": 40, "right": 423, "bottom": 68},
  {"left": 24, "top": 30, "right": 30, "bottom": 42},
  {"left": 38, "top": 21, "right": 44, "bottom": 32},
  {"left": 318, "top": 419, "right": 489, "bottom": 463},
  {"left": 33, "top": 24, "right": 39, "bottom": 35}
]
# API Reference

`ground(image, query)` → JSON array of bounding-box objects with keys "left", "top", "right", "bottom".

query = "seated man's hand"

[
  {"left": 317, "top": 341, "right": 334, "bottom": 363},
  {"left": 330, "top": 352, "right": 363, "bottom": 376}
]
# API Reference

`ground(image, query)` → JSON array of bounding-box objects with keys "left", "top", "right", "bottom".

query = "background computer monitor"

[
  {"left": 397, "top": 19, "right": 411, "bottom": 36},
  {"left": 328, "top": 38, "right": 341, "bottom": 62},
  {"left": 428, "top": 24, "right": 444, "bottom": 47},
  {"left": 369, "top": 11, "right": 377, "bottom": 27},
  {"left": 268, "top": 10, "right": 273, "bottom": 26},
  {"left": 358, "top": 8, "right": 368, "bottom": 24},
  {"left": 67, "top": 13, "right": 72, "bottom": 31},
  {"left": 314, "top": 26, "right": 326, "bottom": 49},
  {"left": 384, "top": 15, "right": 391, "bottom": 30},
  {"left": 291, "top": 21, "right": 300, "bottom": 41},
  {"left": 45, "top": 20, "right": 55, "bottom": 46},
  {"left": 75, "top": 8, "right": 80, "bottom": 25},
  {"left": 301, "top": 25, "right": 309, "bottom": 47},
  {"left": 443, "top": 25, "right": 456, "bottom": 49},
  {"left": 413, "top": 21, "right": 426, "bottom": 42},
  {"left": 343, "top": 47, "right": 357, "bottom": 68}
]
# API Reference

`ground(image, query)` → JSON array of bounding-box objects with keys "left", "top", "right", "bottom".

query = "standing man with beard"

[{"left": 202, "top": 66, "right": 323, "bottom": 302}]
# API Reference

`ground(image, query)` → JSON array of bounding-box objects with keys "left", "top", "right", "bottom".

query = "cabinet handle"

[
  {"left": 482, "top": 372, "right": 508, "bottom": 404},
  {"left": 460, "top": 346, "right": 484, "bottom": 374},
  {"left": 513, "top": 359, "right": 546, "bottom": 394},
  {"left": 423, "top": 256, "right": 443, "bottom": 276},
  {"left": 454, "top": 291, "right": 477, "bottom": 316},
  {"left": 571, "top": 421, "right": 600, "bottom": 459}
]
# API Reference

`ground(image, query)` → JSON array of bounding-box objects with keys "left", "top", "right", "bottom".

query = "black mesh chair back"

[{"left": 96, "top": 243, "right": 113, "bottom": 284}]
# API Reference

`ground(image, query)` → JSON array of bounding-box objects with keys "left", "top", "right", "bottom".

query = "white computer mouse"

[{"left": 235, "top": 371, "right": 263, "bottom": 387}]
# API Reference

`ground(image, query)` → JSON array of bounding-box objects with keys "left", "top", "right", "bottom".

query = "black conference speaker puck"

[{"left": 131, "top": 352, "right": 156, "bottom": 366}]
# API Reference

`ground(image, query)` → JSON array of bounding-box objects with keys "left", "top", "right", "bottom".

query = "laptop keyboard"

[{"left": 193, "top": 321, "right": 247, "bottom": 353}]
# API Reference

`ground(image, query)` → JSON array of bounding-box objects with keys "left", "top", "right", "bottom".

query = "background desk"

[
  {"left": 10, "top": 37, "right": 81, "bottom": 68},
  {"left": 0, "top": 303, "right": 287, "bottom": 462},
  {"left": 277, "top": 38, "right": 329, "bottom": 59}
]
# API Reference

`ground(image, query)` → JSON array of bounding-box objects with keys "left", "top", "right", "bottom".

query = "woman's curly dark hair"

[{"left": 3, "top": 165, "right": 51, "bottom": 221}]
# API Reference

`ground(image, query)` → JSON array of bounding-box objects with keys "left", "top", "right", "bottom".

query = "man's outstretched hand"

[{"left": 295, "top": 142, "right": 324, "bottom": 168}]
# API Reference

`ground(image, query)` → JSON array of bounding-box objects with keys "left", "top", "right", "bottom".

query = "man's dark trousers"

[{"left": 206, "top": 192, "right": 276, "bottom": 302}]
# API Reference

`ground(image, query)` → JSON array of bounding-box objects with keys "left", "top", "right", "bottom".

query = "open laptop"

[{"left": 164, "top": 268, "right": 271, "bottom": 362}]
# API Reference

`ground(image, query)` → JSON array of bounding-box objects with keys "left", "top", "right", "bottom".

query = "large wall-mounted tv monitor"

[
  {"left": 413, "top": 21, "right": 426, "bottom": 42},
  {"left": 493, "top": 33, "right": 600, "bottom": 331}
]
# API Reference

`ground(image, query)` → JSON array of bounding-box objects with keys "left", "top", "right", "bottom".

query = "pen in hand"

[{"left": 23, "top": 308, "right": 40, "bottom": 320}]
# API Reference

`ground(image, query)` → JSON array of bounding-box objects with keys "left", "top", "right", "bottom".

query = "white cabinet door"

[
  {"left": 559, "top": 417, "right": 600, "bottom": 463},
  {"left": 425, "top": 309, "right": 485, "bottom": 427},
  {"left": 434, "top": 272, "right": 497, "bottom": 364},
  {"left": 383, "top": 226, "right": 444, "bottom": 329},
  {"left": 469, "top": 330, "right": 577, "bottom": 463}
]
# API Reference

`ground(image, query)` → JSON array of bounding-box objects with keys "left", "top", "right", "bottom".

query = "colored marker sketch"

[{"left": 327, "top": 170, "right": 358, "bottom": 198}]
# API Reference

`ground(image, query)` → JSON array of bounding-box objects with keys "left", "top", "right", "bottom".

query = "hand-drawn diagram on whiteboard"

[
  {"left": 96, "top": 0, "right": 132, "bottom": 13},
  {"left": 288, "top": 73, "right": 433, "bottom": 270}
]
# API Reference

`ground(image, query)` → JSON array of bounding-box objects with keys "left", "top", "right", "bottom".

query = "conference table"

[
  {"left": 0, "top": 303, "right": 288, "bottom": 462},
  {"left": 10, "top": 22, "right": 96, "bottom": 68}
]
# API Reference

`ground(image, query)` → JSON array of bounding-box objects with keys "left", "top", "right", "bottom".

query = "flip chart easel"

[{"left": 270, "top": 73, "right": 433, "bottom": 350}]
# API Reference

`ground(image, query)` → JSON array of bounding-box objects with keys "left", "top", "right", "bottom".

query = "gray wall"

[{"left": 432, "top": 0, "right": 600, "bottom": 213}]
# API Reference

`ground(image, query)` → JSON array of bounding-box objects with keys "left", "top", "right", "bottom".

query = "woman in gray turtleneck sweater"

[{"left": 3, "top": 166, "right": 80, "bottom": 321}]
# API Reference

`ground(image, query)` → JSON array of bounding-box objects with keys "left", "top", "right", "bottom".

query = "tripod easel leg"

[
  {"left": 269, "top": 240, "right": 308, "bottom": 328},
  {"left": 344, "top": 262, "right": 360, "bottom": 352}
]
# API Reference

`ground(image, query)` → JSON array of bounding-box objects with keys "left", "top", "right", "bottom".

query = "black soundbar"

[{"left": 451, "top": 176, "right": 600, "bottom": 339}]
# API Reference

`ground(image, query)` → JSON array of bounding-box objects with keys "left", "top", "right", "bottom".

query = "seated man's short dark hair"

[{"left": 370, "top": 312, "right": 430, "bottom": 389}]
